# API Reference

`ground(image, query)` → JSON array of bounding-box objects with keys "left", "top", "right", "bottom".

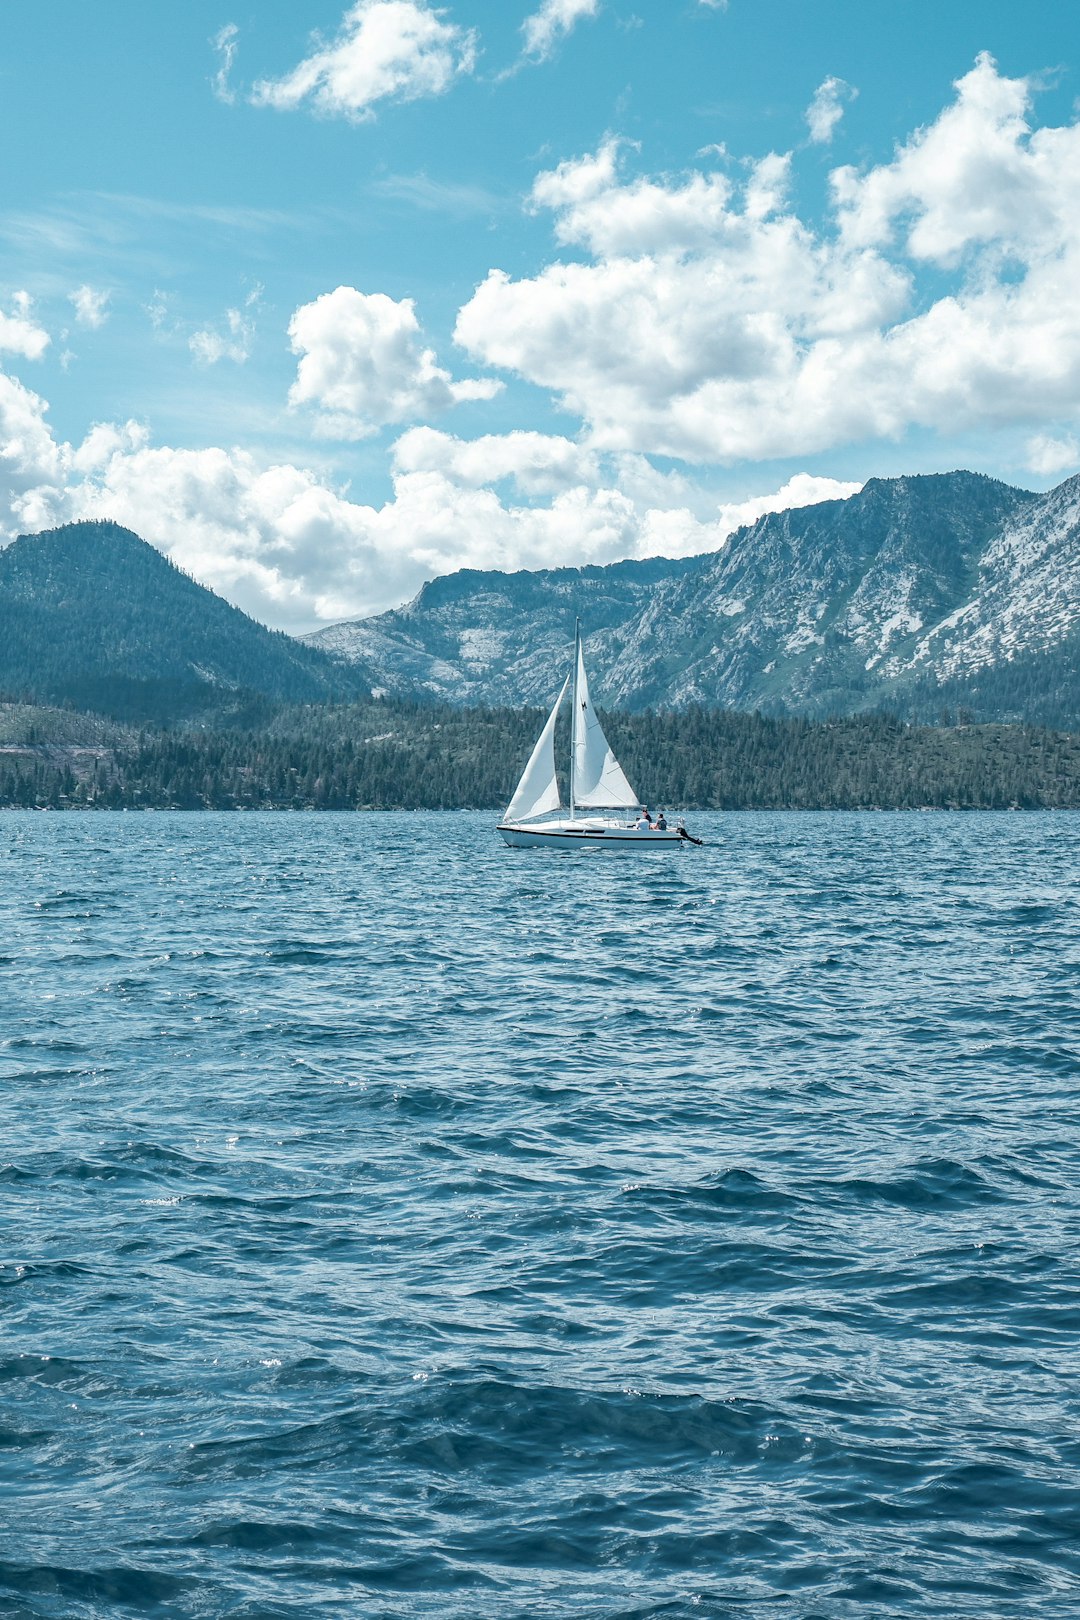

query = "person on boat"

[
  {"left": 654, "top": 810, "right": 668, "bottom": 830},
  {"left": 634, "top": 808, "right": 652, "bottom": 829}
]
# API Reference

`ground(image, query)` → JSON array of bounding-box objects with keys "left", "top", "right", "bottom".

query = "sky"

[{"left": 2, "top": 0, "right": 1079, "bottom": 630}]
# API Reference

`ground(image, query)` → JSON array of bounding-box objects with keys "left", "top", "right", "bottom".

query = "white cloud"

[
  {"left": 211, "top": 22, "right": 239, "bottom": 105},
  {"left": 68, "top": 285, "right": 110, "bottom": 329},
  {"left": 714, "top": 473, "right": 862, "bottom": 536},
  {"left": 457, "top": 143, "right": 908, "bottom": 461},
  {"left": 70, "top": 419, "right": 149, "bottom": 474},
  {"left": 0, "top": 363, "right": 859, "bottom": 626},
  {"left": 531, "top": 137, "right": 735, "bottom": 253},
  {"left": 521, "top": 0, "right": 600, "bottom": 63},
  {"left": 393, "top": 425, "right": 603, "bottom": 492},
  {"left": 190, "top": 288, "right": 261, "bottom": 367},
  {"left": 288, "top": 285, "right": 501, "bottom": 438},
  {"left": 146, "top": 290, "right": 171, "bottom": 332},
  {"left": 455, "top": 58, "right": 1080, "bottom": 462},
  {"left": 831, "top": 52, "right": 1057, "bottom": 263},
  {"left": 1025, "top": 433, "right": 1079, "bottom": 477},
  {"left": 806, "top": 77, "right": 855, "bottom": 145},
  {"left": 0, "top": 370, "right": 64, "bottom": 533},
  {"left": 0, "top": 293, "right": 50, "bottom": 361},
  {"left": 189, "top": 312, "right": 250, "bottom": 367},
  {"left": 251, "top": 1, "right": 476, "bottom": 122},
  {"left": 11, "top": 53, "right": 1080, "bottom": 629}
]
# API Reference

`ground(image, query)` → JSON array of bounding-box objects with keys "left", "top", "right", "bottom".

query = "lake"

[{"left": 2, "top": 810, "right": 1079, "bottom": 1617}]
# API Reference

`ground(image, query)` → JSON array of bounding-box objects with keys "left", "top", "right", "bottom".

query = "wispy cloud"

[
  {"left": 146, "top": 289, "right": 172, "bottom": 333},
  {"left": 0, "top": 205, "right": 125, "bottom": 260},
  {"left": 190, "top": 284, "right": 262, "bottom": 367},
  {"left": 370, "top": 171, "right": 503, "bottom": 217},
  {"left": 0, "top": 192, "right": 307, "bottom": 284},
  {"left": 211, "top": 22, "right": 239, "bottom": 105},
  {"left": 92, "top": 192, "right": 302, "bottom": 232}
]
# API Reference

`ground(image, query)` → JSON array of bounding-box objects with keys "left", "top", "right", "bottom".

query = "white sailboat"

[{"left": 497, "top": 625, "right": 700, "bottom": 848}]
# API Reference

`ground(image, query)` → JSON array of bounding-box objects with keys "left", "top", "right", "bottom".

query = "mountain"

[
  {"left": 8, "top": 479, "right": 1079, "bottom": 731},
  {"left": 307, "top": 553, "right": 699, "bottom": 706},
  {"left": 0, "top": 520, "right": 377, "bottom": 720},
  {"left": 303, "top": 471, "right": 1080, "bottom": 725}
]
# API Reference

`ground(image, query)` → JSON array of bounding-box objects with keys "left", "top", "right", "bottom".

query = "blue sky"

[{"left": 1, "top": 0, "right": 1078, "bottom": 627}]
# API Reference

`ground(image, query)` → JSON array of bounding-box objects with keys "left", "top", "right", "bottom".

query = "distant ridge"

[
  {"left": 0, "top": 520, "right": 377, "bottom": 719},
  {"left": 303, "top": 470, "right": 1080, "bottom": 727},
  {"left": 7, "top": 474, "right": 1080, "bottom": 731}
]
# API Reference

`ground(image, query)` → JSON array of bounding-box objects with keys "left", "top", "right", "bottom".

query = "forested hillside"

[
  {"left": 0, "top": 521, "right": 373, "bottom": 717},
  {"left": 1, "top": 701, "right": 1078, "bottom": 811}
]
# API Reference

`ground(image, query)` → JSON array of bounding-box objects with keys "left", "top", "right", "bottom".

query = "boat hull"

[{"left": 497, "top": 820, "right": 696, "bottom": 849}]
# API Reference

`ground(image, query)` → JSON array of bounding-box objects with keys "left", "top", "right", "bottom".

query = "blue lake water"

[{"left": 2, "top": 809, "right": 1079, "bottom": 1619}]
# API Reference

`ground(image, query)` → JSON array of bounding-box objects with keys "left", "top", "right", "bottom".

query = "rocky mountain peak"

[{"left": 296, "top": 468, "right": 1080, "bottom": 725}]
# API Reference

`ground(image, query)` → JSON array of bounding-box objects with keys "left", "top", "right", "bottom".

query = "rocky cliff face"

[
  {"left": 307, "top": 555, "right": 700, "bottom": 706},
  {"left": 302, "top": 471, "right": 1080, "bottom": 719}
]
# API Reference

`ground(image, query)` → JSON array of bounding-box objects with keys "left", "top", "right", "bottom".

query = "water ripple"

[{"left": 1, "top": 809, "right": 1079, "bottom": 1617}]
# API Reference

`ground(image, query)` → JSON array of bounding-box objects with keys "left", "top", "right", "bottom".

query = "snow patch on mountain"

[{"left": 300, "top": 471, "right": 1078, "bottom": 717}]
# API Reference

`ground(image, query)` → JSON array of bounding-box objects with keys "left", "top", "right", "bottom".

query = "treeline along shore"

[{"left": 1, "top": 699, "right": 1079, "bottom": 811}]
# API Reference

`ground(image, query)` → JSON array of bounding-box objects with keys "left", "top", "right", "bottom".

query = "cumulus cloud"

[
  {"left": 457, "top": 142, "right": 908, "bottom": 461},
  {"left": 0, "top": 360, "right": 858, "bottom": 626},
  {"left": 0, "top": 369, "right": 64, "bottom": 532},
  {"left": 455, "top": 57, "right": 1080, "bottom": 462},
  {"left": 68, "top": 285, "right": 110, "bottom": 329},
  {"left": 830, "top": 52, "right": 1042, "bottom": 262},
  {"left": 288, "top": 285, "right": 501, "bottom": 438},
  {"left": 521, "top": 0, "right": 600, "bottom": 63},
  {"left": 251, "top": 1, "right": 476, "bottom": 122},
  {"left": 806, "top": 76, "right": 855, "bottom": 145},
  {"left": 1025, "top": 433, "right": 1079, "bottom": 477},
  {"left": 69, "top": 419, "right": 149, "bottom": 474},
  {"left": 393, "top": 425, "right": 603, "bottom": 492},
  {"left": 211, "top": 22, "right": 239, "bottom": 105},
  {"left": 714, "top": 473, "right": 862, "bottom": 535},
  {"left": 531, "top": 137, "right": 735, "bottom": 253},
  {"left": 0, "top": 293, "right": 50, "bottom": 361}
]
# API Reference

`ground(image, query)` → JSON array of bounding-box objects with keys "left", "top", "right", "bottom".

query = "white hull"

[{"left": 497, "top": 819, "right": 694, "bottom": 849}]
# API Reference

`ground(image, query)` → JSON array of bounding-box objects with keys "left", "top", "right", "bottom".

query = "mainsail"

[
  {"left": 572, "top": 635, "right": 639, "bottom": 810},
  {"left": 503, "top": 675, "right": 569, "bottom": 823}
]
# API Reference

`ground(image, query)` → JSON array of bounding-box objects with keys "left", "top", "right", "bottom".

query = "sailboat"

[{"left": 497, "top": 624, "right": 700, "bottom": 848}]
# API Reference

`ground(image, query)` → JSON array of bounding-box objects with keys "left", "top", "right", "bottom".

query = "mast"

[{"left": 569, "top": 617, "right": 580, "bottom": 820}]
